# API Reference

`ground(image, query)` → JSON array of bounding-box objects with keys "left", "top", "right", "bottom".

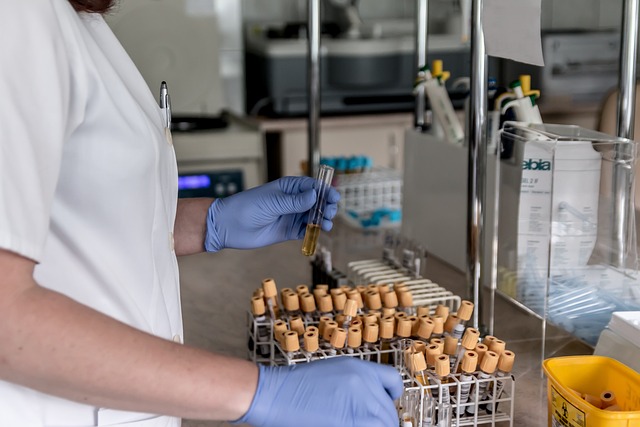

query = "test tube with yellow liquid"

[{"left": 302, "top": 164, "right": 334, "bottom": 256}]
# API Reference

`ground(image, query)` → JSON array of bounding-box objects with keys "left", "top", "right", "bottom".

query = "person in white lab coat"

[{"left": 0, "top": 1, "right": 403, "bottom": 426}]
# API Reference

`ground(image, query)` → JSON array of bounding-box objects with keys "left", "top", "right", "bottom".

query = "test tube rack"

[{"left": 399, "top": 367, "right": 515, "bottom": 427}]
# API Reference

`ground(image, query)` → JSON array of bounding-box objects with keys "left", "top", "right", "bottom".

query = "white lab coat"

[{"left": 0, "top": 1, "right": 182, "bottom": 426}]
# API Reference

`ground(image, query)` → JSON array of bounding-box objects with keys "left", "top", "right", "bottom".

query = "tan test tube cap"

[
  {"left": 316, "top": 284, "right": 329, "bottom": 292},
  {"left": 435, "top": 355, "right": 451, "bottom": 377},
  {"left": 356, "top": 285, "right": 367, "bottom": 295},
  {"left": 412, "top": 341, "right": 427, "bottom": 354},
  {"left": 350, "top": 319, "right": 363, "bottom": 330},
  {"left": 365, "top": 291, "right": 382, "bottom": 310},
  {"left": 300, "top": 293, "right": 316, "bottom": 313},
  {"left": 330, "top": 327, "right": 347, "bottom": 348},
  {"left": 498, "top": 350, "right": 516, "bottom": 372},
  {"left": 379, "top": 318, "right": 395, "bottom": 339},
  {"left": 435, "top": 304, "right": 449, "bottom": 319},
  {"left": 280, "top": 287, "right": 293, "bottom": 299},
  {"left": 253, "top": 287, "right": 264, "bottom": 298},
  {"left": 335, "top": 314, "right": 346, "bottom": 326},
  {"left": 431, "top": 315, "right": 444, "bottom": 335},
  {"left": 251, "top": 296, "right": 266, "bottom": 316},
  {"left": 460, "top": 350, "right": 478, "bottom": 373},
  {"left": 480, "top": 350, "right": 499, "bottom": 374},
  {"left": 394, "top": 311, "right": 408, "bottom": 320},
  {"left": 416, "top": 306, "right": 431, "bottom": 317},
  {"left": 431, "top": 338, "right": 444, "bottom": 353},
  {"left": 457, "top": 300, "right": 474, "bottom": 321},
  {"left": 313, "top": 288, "right": 327, "bottom": 301},
  {"left": 444, "top": 336, "right": 459, "bottom": 356},
  {"left": 332, "top": 291, "right": 347, "bottom": 311},
  {"left": 583, "top": 394, "right": 602, "bottom": 409},
  {"left": 340, "top": 284, "right": 352, "bottom": 293},
  {"left": 296, "top": 284, "right": 309, "bottom": 295},
  {"left": 284, "top": 331, "right": 300, "bottom": 352},
  {"left": 318, "top": 294, "right": 333, "bottom": 313},
  {"left": 273, "top": 320, "right": 288, "bottom": 343},
  {"left": 283, "top": 292, "right": 300, "bottom": 312},
  {"left": 425, "top": 344, "right": 442, "bottom": 366},
  {"left": 304, "top": 331, "right": 319, "bottom": 352},
  {"left": 394, "top": 283, "right": 408, "bottom": 293},
  {"left": 383, "top": 291, "right": 399, "bottom": 308},
  {"left": 443, "top": 314, "right": 460, "bottom": 334},
  {"left": 398, "top": 290, "right": 413, "bottom": 307},
  {"left": 363, "top": 322, "right": 379, "bottom": 343},
  {"left": 483, "top": 335, "right": 497, "bottom": 346},
  {"left": 416, "top": 318, "right": 435, "bottom": 340},
  {"left": 604, "top": 405, "right": 621, "bottom": 412},
  {"left": 600, "top": 391, "right": 617, "bottom": 408},
  {"left": 475, "top": 343, "right": 488, "bottom": 364},
  {"left": 306, "top": 325, "right": 319, "bottom": 334},
  {"left": 396, "top": 318, "right": 412, "bottom": 338},
  {"left": 379, "top": 283, "right": 390, "bottom": 294},
  {"left": 343, "top": 299, "right": 358, "bottom": 317},
  {"left": 323, "top": 320, "right": 338, "bottom": 342},
  {"left": 366, "top": 284, "right": 380, "bottom": 293},
  {"left": 408, "top": 316, "right": 420, "bottom": 335},
  {"left": 347, "top": 289, "right": 364, "bottom": 309},
  {"left": 462, "top": 328, "right": 480, "bottom": 350},
  {"left": 289, "top": 316, "right": 305, "bottom": 336},
  {"left": 382, "top": 307, "right": 396, "bottom": 317},
  {"left": 348, "top": 327, "right": 362, "bottom": 348},
  {"left": 318, "top": 316, "right": 332, "bottom": 335},
  {"left": 489, "top": 339, "right": 506, "bottom": 355},
  {"left": 262, "top": 278, "right": 278, "bottom": 298},
  {"left": 411, "top": 351, "right": 428, "bottom": 373}
]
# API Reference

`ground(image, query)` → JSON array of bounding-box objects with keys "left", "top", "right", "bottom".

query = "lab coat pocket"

[{"left": 96, "top": 409, "right": 179, "bottom": 426}]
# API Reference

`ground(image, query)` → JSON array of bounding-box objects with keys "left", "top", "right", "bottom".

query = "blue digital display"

[{"left": 178, "top": 175, "right": 211, "bottom": 190}]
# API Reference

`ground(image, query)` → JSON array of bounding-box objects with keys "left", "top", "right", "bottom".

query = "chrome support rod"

[
  {"left": 414, "top": 0, "right": 429, "bottom": 129},
  {"left": 611, "top": 0, "right": 639, "bottom": 267},
  {"left": 466, "top": 0, "right": 488, "bottom": 331},
  {"left": 307, "top": 0, "right": 322, "bottom": 177}
]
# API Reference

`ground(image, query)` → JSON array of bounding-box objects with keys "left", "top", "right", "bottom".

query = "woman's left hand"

[{"left": 204, "top": 176, "right": 340, "bottom": 252}]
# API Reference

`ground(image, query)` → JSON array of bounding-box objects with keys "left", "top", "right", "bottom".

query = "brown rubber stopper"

[
  {"left": 396, "top": 318, "right": 412, "bottom": 338},
  {"left": 498, "top": 350, "right": 515, "bottom": 372},
  {"left": 444, "top": 314, "right": 460, "bottom": 334},
  {"left": 318, "top": 294, "right": 333, "bottom": 313},
  {"left": 251, "top": 296, "right": 266, "bottom": 316},
  {"left": 600, "top": 391, "right": 617, "bottom": 408},
  {"left": 416, "top": 306, "right": 431, "bottom": 317},
  {"left": 304, "top": 331, "right": 319, "bottom": 352},
  {"left": 382, "top": 307, "right": 396, "bottom": 317},
  {"left": 343, "top": 299, "right": 358, "bottom": 317},
  {"left": 283, "top": 292, "right": 300, "bottom": 312},
  {"left": 489, "top": 339, "right": 506, "bottom": 355},
  {"left": 583, "top": 394, "right": 602, "bottom": 409},
  {"left": 431, "top": 338, "right": 444, "bottom": 353},
  {"left": 460, "top": 351, "right": 478, "bottom": 373},
  {"left": 416, "top": 318, "right": 435, "bottom": 340},
  {"left": 425, "top": 344, "right": 442, "bottom": 366},
  {"left": 409, "top": 316, "right": 420, "bottom": 336},
  {"left": 383, "top": 291, "right": 399, "bottom": 308},
  {"left": 431, "top": 315, "right": 444, "bottom": 335},
  {"left": 313, "top": 288, "right": 327, "bottom": 301},
  {"left": 457, "top": 300, "right": 474, "bottom": 321},
  {"left": 363, "top": 323, "right": 379, "bottom": 343},
  {"left": 350, "top": 319, "right": 363, "bottom": 330},
  {"left": 435, "top": 304, "right": 449, "bottom": 319},
  {"left": 296, "top": 284, "right": 309, "bottom": 295},
  {"left": 347, "top": 289, "right": 364, "bottom": 309},
  {"left": 348, "top": 327, "right": 362, "bottom": 348},
  {"left": 475, "top": 343, "right": 488, "bottom": 364},
  {"left": 318, "top": 316, "right": 332, "bottom": 336},
  {"left": 398, "top": 290, "right": 413, "bottom": 307},
  {"left": 323, "top": 321, "right": 338, "bottom": 342},
  {"left": 480, "top": 350, "right": 499, "bottom": 374},
  {"left": 444, "top": 336, "right": 459, "bottom": 356},
  {"left": 300, "top": 293, "right": 316, "bottom": 313},
  {"left": 412, "top": 341, "right": 427, "bottom": 354},
  {"left": 411, "top": 352, "right": 427, "bottom": 373},
  {"left": 435, "top": 355, "right": 451, "bottom": 377},
  {"left": 262, "top": 278, "right": 277, "bottom": 298},
  {"left": 289, "top": 316, "right": 305, "bottom": 336},
  {"left": 306, "top": 326, "right": 319, "bottom": 335},
  {"left": 330, "top": 328, "right": 347, "bottom": 348},
  {"left": 394, "top": 312, "right": 408, "bottom": 320},
  {"left": 284, "top": 331, "right": 300, "bottom": 352},
  {"left": 273, "top": 320, "right": 288, "bottom": 343},
  {"left": 462, "top": 328, "right": 481, "bottom": 350},
  {"left": 332, "top": 291, "right": 347, "bottom": 311},
  {"left": 365, "top": 291, "right": 382, "bottom": 310},
  {"left": 379, "top": 318, "right": 395, "bottom": 339}
]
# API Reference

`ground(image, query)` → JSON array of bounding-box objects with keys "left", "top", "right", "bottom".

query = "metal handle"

[
  {"left": 414, "top": 0, "right": 429, "bottom": 129},
  {"left": 307, "top": 0, "right": 322, "bottom": 178}
]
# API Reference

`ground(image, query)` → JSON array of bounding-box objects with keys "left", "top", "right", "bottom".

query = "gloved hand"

[
  {"left": 234, "top": 358, "right": 404, "bottom": 427},
  {"left": 205, "top": 176, "right": 340, "bottom": 252}
]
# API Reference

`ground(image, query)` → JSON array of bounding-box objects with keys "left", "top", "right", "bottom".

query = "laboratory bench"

[{"left": 178, "top": 219, "right": 592, "bottom": 427}]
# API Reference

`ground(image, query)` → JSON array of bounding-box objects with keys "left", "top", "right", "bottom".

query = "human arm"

[{"left": 0, "top": 248, "right": 257, "bottom": 420}]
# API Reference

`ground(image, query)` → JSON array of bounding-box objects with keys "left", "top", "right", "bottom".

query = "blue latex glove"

[
  {"left": 234, "top": 358, "right": 404, "bottom": 427},
  {"left": 205, "top": 176, "right": 340, "bottom": 252}
]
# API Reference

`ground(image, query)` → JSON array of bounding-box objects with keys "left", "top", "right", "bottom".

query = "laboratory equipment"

[{"left": 302, "top": 165, "right": 335, "bottom": 256}]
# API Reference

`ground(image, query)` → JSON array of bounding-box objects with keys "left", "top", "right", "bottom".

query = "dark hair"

[{"left": 69, "top": 0, "right": 115, "bottom": 13}]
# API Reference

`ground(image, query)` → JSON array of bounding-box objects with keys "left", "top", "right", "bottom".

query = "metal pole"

[
  {"left": 466, "top": 0, "right": 487, "bottom": 331},
  {"left": 612, "top": 0, "right": 639, "bottom": 267},
  {"left": 307, "top": 0, "right": 322, "bottom": 178},
  {"left": 414, "top": 0, "right": 428, "bottom": 129}
]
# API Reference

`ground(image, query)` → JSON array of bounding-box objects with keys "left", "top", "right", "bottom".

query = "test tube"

[{"left": 302, "top": 164, "right": 335, "bottom": 257}]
